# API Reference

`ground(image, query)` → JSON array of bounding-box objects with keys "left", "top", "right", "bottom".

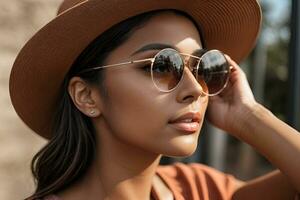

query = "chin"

[{"left": 162, "top": 137, "right": 199, "bottom": 157}]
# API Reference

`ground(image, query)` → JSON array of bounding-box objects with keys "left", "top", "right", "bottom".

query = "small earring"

[{"left": 90, "top": 110, "right": 96, "bottom": 115}]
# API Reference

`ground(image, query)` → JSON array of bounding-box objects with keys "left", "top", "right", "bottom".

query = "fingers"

[
  {"left": 225, "top": 54, "right": 247, "bottom": 78},
  {"left": 225, "top": 55, "right": 238, "bottom": 69}
]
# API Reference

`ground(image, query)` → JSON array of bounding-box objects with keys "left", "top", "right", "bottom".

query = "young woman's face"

[{"left": 96, "top": 12, "right": 208, "bottom": 157}]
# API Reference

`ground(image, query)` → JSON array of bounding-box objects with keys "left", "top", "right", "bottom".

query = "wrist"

[{"left": 232, "top": 102, "right": 272, "bottom": 140}]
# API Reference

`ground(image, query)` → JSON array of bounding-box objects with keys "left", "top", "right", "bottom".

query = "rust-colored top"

[
  {"left": 44, "top": 163, "right": 239, "bottom": 200},
  {"left": 153, "top": 163, "right": 237, "bottom": 200}
]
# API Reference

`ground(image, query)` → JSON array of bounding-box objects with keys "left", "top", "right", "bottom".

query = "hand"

[{"left": 206, "top": 56, "right": 258, "bottom": 137}]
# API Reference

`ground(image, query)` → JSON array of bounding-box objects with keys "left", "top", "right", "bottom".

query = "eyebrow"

[{"left": 131, "top": 43, "right": 205, "bottom": 57}]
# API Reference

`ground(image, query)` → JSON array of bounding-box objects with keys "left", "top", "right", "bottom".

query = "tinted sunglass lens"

[
  {"left": 152, "top": 49, "right": 184, "bottom": 91},
  {"left": 198, "top": 50, "right": 229, "bottom": 95}
]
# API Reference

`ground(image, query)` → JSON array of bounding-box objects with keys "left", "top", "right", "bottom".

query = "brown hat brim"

[{"left": 9, "top": 0, "right": 262, "bottom": 139}]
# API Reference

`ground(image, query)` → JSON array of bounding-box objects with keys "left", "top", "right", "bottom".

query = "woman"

[{"left": 9, "top": 0, "right": 300, "bottom": 199}]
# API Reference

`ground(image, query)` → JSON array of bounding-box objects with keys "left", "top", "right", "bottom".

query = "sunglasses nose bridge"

[
  {"left": 182, "top": 55, "right": 189, "bottom": 66},
  {"left": 182, "top": 55, "right": 199, "bottom": 78},
  {"left": 179, "top": 68, "right": 207, "bottom": 99},
  {"left": 179, "top": 55, "right": 207, "bottom": 96}
]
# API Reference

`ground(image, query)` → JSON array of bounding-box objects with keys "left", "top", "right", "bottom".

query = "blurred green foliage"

[
  {"left": 264, "top": 21, "right": 290, "bottom": 121},
  {"left": 261, "top": 1, "right": 290, "bottom": 121}
]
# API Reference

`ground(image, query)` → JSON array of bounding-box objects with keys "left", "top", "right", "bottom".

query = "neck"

[
  {"left": 92, "top": 142, "right": 162, "bottom": 200},
  {"left": 62, "top": 123, "right": 163, "bottom": 200}
]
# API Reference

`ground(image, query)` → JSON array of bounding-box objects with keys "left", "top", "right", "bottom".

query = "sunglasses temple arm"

[
  {"left": 78, "top": 58, "right": 154, "bottom": 73},
  {"left": 99, "top": 58, "right": 153, "bottom": 69}
]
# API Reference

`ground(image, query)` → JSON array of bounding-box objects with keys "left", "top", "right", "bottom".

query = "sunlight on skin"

[{"left": 176, "top": 38, "right": 201, "bottom": 54}]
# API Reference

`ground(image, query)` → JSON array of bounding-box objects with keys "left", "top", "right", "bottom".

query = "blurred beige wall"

[{"left": 0, "top": 1, "right": 60, "bottom": 199}]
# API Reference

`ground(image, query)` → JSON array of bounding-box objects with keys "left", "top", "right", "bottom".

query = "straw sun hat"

[{"left": 9, "top": 0, "right": 262, "bottom": 139}]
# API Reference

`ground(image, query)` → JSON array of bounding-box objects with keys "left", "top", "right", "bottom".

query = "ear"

[{"left": 68, "top": 76, "right": 102, "bottom": 117}]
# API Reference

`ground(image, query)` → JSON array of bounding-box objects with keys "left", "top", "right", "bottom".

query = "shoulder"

[{"left": 156, "top": 162, "right": 240, "bottom": 200}]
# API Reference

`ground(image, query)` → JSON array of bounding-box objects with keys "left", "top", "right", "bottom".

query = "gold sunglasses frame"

[{"left": 78, "top": 48, "right": 231, "bottom": 96}]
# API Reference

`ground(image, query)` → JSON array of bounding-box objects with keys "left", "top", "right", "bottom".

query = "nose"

[{"left": 176, "top": 67, "right": 205, "bottom": 103}]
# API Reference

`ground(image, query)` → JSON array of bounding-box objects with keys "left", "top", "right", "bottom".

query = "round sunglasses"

[{"left": 79, "top": 48, "right": 231, "bottom": 96}]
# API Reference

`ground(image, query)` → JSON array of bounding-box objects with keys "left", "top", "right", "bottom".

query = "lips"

[
  {"left": 168, "top": 112, "right": 201, "bottom": 134},
  {"left": 169, "top": 112, "right": 201, "bottom": 123}
]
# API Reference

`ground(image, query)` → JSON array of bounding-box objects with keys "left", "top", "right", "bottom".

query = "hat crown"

[{"left": 57, "top": 0, "right": 86, "bottom": 15}]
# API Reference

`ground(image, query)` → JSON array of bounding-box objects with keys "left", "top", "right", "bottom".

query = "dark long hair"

[{"left": 28, "top": 10, "right": 204, "bottom": 199}]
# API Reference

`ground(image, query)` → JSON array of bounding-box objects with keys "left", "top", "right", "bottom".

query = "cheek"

[
  {"left": 101, "top": 69, "right": 209, "bottom": 156},
  {"left": 102, "top": 69, "right": 167, "bottom": 146}
]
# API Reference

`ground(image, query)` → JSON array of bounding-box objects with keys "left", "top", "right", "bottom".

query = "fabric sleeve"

[
  {"left": 157, "top": 162, "right": 241, "bottom": 200},
  {"left": 189, "top": 163, "right": 239, "bottom": 200}
]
